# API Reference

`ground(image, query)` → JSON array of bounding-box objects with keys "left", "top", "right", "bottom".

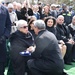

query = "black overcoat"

[{"left": 0, "top": 5, "right": 11, "bottom": 62}]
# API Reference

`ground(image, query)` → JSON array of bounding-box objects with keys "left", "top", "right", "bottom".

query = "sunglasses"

[{"left": 21, "top": 26, "right": 28, "bottom": 29}]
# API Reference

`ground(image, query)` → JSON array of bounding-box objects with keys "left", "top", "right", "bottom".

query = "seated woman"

[
  {"left": 44, "top": 16, "right": 66, "bottom": 58},
  {"left": 28, "top": 16, "right": 37, "bottom": 39},
  {"left": 9, "top": 20, "right": 34, "bottom": 75}
]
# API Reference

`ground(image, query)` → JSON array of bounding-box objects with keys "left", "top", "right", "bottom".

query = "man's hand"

[{"left": 27, "top": 46, "right": 35, "bottom": 53}]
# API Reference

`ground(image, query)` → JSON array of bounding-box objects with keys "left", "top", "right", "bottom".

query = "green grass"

[
  {"left": 4, "top": 62, "right": 75, "bottom": 75},
  {"left": 64, "top": 62, "right": 75, "bottom": 75}
]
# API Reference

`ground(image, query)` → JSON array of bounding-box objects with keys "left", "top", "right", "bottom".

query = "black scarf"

[{"left": 10, "top": 30, "right": 34, "bottom": 46}]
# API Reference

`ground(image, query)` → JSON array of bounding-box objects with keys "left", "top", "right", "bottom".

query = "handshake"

[
  {"left": 27, "top": 46, "right": 36, "bottom": 53},
  {"left": 20, "top": 46, "right": 36, "bottom": 56}
]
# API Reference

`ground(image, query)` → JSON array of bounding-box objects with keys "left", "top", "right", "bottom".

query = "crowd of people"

[{"left": 0, "top": 0, "right": 75, "bottom": 75}]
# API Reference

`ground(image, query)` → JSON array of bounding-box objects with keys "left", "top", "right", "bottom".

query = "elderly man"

[
  {"left": 56, "top": 15, "right": 75, "bottom": 65},
  {"left": 27, "top": 20, "right": 64, "bottom": 75},
  {"left": 0, "top": 2, "right": 11, "bottom": 75},
  {"left": 9, "top": 20, "right": 34, "bottom": 75}
]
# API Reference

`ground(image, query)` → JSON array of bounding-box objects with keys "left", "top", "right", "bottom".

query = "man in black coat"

[
  {"left": 56, "top": 15, "right": 75, "bottom": 64},
  {"left": 27, "top": 20, "right": 64, "bottom": 75},
  {"left": 0, "top": 3, "right": 11, "bottom": 75}
]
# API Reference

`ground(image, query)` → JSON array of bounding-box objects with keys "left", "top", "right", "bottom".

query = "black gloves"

[{"left": 0, "top": 36, "right": 6, "bottom": 44}]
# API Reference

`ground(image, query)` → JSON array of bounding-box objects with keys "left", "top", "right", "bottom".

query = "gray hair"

[
  {"left": 34, "top": 20, "right": 46, "bottom": 30},
  {"left": 17, "top": 20, "right": 28, "bottom": 30}
]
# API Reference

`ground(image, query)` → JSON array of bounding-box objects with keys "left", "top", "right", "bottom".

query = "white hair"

[{"left": 17, "top": 20, "right": 28, "bottom": 30}]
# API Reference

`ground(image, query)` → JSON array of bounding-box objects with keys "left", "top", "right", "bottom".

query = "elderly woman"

[{"left": 9, "top": 20, "right": 34, "bottom": 75}]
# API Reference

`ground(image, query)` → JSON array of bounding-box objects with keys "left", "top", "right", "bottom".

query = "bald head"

[{"left": 57, "top": 15, "right": 64, "bottom": 25}]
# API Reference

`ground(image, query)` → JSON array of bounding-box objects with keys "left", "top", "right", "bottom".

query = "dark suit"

[
  {"left": 56, "top": 24, "right": 74, "bottom": 64},
  {"left": 0, "top": 5, "right": 11, "bottom": 75},
  {"left": 27, "top": 30, "right": 64, "bottom": 75}
]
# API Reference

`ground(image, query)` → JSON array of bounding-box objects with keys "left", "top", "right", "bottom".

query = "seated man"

[
  {"left": 56, "top": 15, "right": 75, "bottom": 64},
  {"left": 27, "top": 20, "right": 64, "bottom": 75}
]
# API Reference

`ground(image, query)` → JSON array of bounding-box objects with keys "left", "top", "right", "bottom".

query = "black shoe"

[{"left": 65, "top": 62, "right": 72, "bottom": 65}]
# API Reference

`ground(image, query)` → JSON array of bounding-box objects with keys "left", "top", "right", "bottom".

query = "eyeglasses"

[{"left": 21, "top": 26, "right": 28, "bottom": 29}]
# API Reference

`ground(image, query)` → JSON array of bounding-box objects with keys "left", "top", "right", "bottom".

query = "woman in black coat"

[
  {"left": 28, "top": 16, "right": 37, "bottom": 39},
  {"left": 45, "top": 16, "right": 56, "bottom": 35},
  {"left": 9, "top": 20, "right": 34, "bottom": 75},
  {"left": 44, "top": 16, "right": 66, "bottom": 58}
]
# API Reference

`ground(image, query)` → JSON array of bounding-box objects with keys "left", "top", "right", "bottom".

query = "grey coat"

[{"left": 29, "top": 30, "right": 64, "bottom": 72}]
